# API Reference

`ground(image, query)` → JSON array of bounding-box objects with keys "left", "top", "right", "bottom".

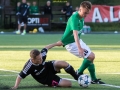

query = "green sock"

[
  {"left": 78, "top": 58, "right": 92, "bottom": 74},
  {"left": 88, "top": 64, "right": 97, "bottom": 80}
]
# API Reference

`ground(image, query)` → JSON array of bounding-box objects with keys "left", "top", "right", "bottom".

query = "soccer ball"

[{"left": 78, "top": 74, "right": 91, "bottom": 87}]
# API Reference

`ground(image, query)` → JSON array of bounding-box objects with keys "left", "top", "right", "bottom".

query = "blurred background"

[{"left": 0, "top": 0, "right": 120, "bottom": 33}]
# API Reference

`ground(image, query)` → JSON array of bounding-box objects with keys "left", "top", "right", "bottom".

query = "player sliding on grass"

[
  {"left": 11, "top": 42, "right": 78, "bottom": 90},
  {"left": 57, "top": 1, "right": 105, "bottom": 84}
]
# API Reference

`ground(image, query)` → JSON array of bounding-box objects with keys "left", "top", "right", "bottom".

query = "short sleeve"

[
  {"left": 19, "top": 60, "right": 32, "bottom": 79},
  {"left": 70, "top": 17, "right": 79, "bottom": 31},
  {"left": 19, "top": 71, "right": 28, "bottom": 79}
]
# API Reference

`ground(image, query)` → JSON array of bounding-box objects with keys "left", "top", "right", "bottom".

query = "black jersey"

[
  {"left": 44, "top": 5, "right": 52, "bottom": 15},
  {"left": 18, "top": 3, "right": 29, "bottom": 16},
  {"left": 19, "top": 48, "right": 48, "bottom": 80}
]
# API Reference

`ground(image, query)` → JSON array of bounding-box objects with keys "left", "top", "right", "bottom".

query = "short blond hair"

[
  {"left": 30, "top": 49, "right": 40, "bottom": 59},
  {"left": 80, "top": 1, "right": 92, "bottom": 10}
]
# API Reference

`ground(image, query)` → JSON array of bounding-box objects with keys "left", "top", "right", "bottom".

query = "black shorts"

[
  {"left": 18, "top": 16, "right": 27, "bottom": 24},
  {"left": 35, "top": 61, "right": 61, "bottom": 87}
]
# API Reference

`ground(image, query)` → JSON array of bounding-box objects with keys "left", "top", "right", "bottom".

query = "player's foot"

[
  {"left": 16, "top": 30, "right": 20, "bottom": 34},
  {"left": 91, "top": 79, "right": 105, "bottom": 84},
  {"left": 21, "top": 30, "right": 26, "bottom": 35}
]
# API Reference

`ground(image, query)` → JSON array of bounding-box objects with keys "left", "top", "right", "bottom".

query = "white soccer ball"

[{"left": 78, "top": 74, "right": 91, "bottom": 88}]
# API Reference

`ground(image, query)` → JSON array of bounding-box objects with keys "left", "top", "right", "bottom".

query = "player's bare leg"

[
  {"left": 53, "top": 60, "right": 78, "bottom": 80},
  {"left": 58, "top": 79, "right": 72, "bottom": 87}
]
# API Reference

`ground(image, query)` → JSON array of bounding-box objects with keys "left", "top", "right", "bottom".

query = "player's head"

[
  {"left": 27, "top": 2, "right": 30, "bottom": 6},
  {"left": 66, "top": 2, "right": 70, "bottom": 6},
  {"left": 22, "top": 0, "right": 26, "bottom": 3},
  {"left": 17, "top": 2, "right": 21, "bottom": 7},
  {"left": 79, "top": 1, "right": 92, "bottom": 18},
  {"left": 33, "top": 1, "right": 36, "bottom": 6},
  {"left": 47, "top": 1, "right": 51, "bottom": 6},
  {"left": 30, "top": 49, "right": 42, "bottom": 64}
]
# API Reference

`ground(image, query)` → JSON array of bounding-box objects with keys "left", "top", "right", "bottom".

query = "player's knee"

[
  {"left": 91, "top": 52, "right": 95, "bottom": 60},
  {"left": 58, "top": 79, "right": 72, "bottom": 87},
  {"left": 87, "top": 52, "right": 95, "bottom": 61},
  {"left": 54, "top": 60, "right": 69, "bottom": 71},
  {"left": 54, "top": 60, "right": 68, "bottom": 67}
]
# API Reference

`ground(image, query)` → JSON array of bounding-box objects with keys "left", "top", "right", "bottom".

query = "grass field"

[{"left": 0, "top": 34, "right": 120, "bottom": 90}]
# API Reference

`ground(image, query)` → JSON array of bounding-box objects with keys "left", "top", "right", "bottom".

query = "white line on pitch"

[
  {"left": 0, "top": 75, "right": 17, "bottom": 76},
  {"left": 0, "top": 69, "right": 19, "bottom": 73},
  {"left": 0, "top": 69, "right": 120, "bottom": 75},
  {"left": 104, "top": 73, "right": 120, "bottom": 74},
  {"left": 100, "top": 84, "right": 120, "bottom": 88},
  {"left": 64, "top": 78, "right": 120, "bottom": 89},
  {"left": 63, "top": 78, "right": 76, "bottom": 81},
  {"left": 1, "top": 69, "right": 120, "bottom": 88}
]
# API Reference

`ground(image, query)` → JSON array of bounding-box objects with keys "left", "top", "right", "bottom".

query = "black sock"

[{"left": 65, "top": 65, "right": 78, "bottom": 80}]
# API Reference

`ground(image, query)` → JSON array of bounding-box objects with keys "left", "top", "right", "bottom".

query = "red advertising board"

[{"left": 85, "top": 5, "right": 120, "bottom": 22}]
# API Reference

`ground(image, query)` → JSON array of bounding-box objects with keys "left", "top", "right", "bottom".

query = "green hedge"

[{"left": 85, "top": 22, "right": 120, "bottom": 31}]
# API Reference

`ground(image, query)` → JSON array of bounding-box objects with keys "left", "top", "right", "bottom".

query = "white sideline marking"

[
  {"left": 0, "top": 75, "right": 17, "bottom": 76},
  {"left": 104, "top": 73, "right": 120, "bottom": 75},
  {"left": 100, "top": 84, "right": 120, "bottom": 88},
  {"left": 63, "top": 78, "right": 76, "bottom": 81},
  {"left": 0, "top": 69, "right": 120, "bottom": 88},
  {"left": 58, "top": 73, "right": 120, "bottom": 75},
  {"left": 0, "top": 69, "right": 120, "bottom": 75},
  {"left": 0, "top": 69, "right": 19, "bottom": 73},
  {"left": 63, "top": 78, "right": 120, "bottom": 89}
]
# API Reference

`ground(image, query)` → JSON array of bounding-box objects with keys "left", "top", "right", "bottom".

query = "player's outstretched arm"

[
  {"left": 73, "top": 30, "right": 84, "bottom": 57},
  {"left": 45, "top": 41, "right": 63, "bottom": 50},
  {"left": 11, "top": 76, "right": 22, "bottom": 90}
]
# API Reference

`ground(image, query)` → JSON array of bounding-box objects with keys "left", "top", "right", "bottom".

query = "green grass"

[{"left": 0, "top": 34, "right": 120, "bottom": 90}]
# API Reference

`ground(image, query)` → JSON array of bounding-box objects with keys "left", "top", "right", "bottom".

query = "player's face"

[
  {"left": 27, "top": 2, "right": 30, "bottom": 6},
  {"left": 17, "top": 2, "right": 21, "bottom": 6},
  {"left": 66, "top": 2, "right": 70, "bottom": 6},
  {"left": 22, "top": 0, "right": 26, "bottom": 3},
  {"left": 33, "top": 2, "right": 36, "bottom": 5},
  {"left": 47, "top": 2, "right": 51, "bottom": 6},
  {"left": 79, "top": 6, "right": 90, "bottom": 18},
  {"left": 33, "top": 54, "right": 42, "bottom": 64}
]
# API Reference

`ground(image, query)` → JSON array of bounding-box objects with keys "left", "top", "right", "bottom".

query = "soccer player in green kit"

[{"left": 58, "top": 1, "right": 105, "bottom": 84}]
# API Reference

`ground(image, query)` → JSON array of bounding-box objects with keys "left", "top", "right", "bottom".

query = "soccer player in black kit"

[
  {"left": 16, "top": 0, "right": 29, "bottom": 35},
  {"left": 11, "top": 42, "right": 78, "bottom": 89}
]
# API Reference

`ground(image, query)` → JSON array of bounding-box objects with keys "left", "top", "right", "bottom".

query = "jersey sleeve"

[
  {"left": 41, "top": 48, "right": 48, "bottom": 62},
  {"left": 19, "top": 61, "right": 32, "bottom": 79},
  {"left": 19, "top": 71, "right": 28, "bottom": 79},
  {"left": 70, "top": 15, "right": 79, "bottom": 31}
]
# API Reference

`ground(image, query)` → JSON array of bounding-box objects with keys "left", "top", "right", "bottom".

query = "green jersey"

[
  {"left": 61, "top": 12, "right": 84, "bottom": 46},
  {"left": 30, "top": 5, "right": 39, "bottom": 14}
]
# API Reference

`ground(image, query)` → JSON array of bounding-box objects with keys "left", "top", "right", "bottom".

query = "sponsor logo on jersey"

[
  {"left": 35, "top": 67, "right": 45, "bottom": 75},
  {"left": 34, "top": 69, "right": 37, "bottom": 72}
]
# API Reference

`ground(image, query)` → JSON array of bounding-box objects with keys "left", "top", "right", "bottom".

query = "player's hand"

[
  {"left": 63, "top": 11, "right": 66, "bottom": 14},
  {"left": 78, "top": 48, "right": 84, "bottom": 58}
]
